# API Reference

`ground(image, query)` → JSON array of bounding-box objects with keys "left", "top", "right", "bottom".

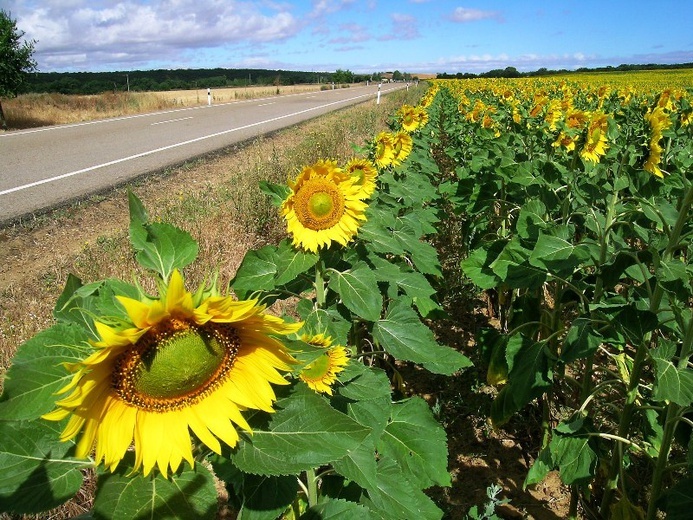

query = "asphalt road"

[{"left": 0, "top": 82, "right": 406, "bottom": 224}]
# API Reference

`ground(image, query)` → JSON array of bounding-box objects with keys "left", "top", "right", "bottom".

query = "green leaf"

[
  {"left": 516, "top": 199, "right": 547, "bottom": 241},
  {"left": 660, "top": 476, "right": 693, "bottom": 520},
  {"left": 359, "top": 220, "right": 405, "bottom": 255},
  {"left": 259, "top": 180, "right": 291, "bottom": 207},
  {"left": 524, "top": 446, "right": 552, "bottom": 489},
  {"left": 231, "top": 385, "right": 371, "bottom": 475},
  {"left": 336, "top": 363, "right": 392, "bottom": 438},
  {"left": 378, "top": 397, "right": 450, "bottom": 488},
  {"left": 393, "top": 270, "right": 440, "bottom": 317},
  {"left": 561, "top": 317, "right": 602, "bottom": 363},
  {"left": 529, "top": 233, "right": 590, "bottom": 276},
  {"left": 299, "top": 304, "right": 352, "bottom": 347},
  {"left": 0, "top": 323, "right": 92, "bottom": 421},
  {"left": 134, "top": 222, "right": 199, "bottom": 280},
  {"left": 127, "top": 191, "right": 198, "bottom": 280},
  {"left": 362, "top": 458, "right": 443, "bottom": 520},
  {"left": 231, "top": 245, "right": 278, "bottom": 297},
  {"left": 236, "top": 473, "right": 298, "bottom": 520},
  {"left": 93, "top": 455, "right": 218, "bottom": 520},
  {"left": 332, "top": 440, "right": 379, "bottom": 493},
  {"left": 327, "top": 263, "right": 383, "bottom": 322},
  {"left": 0, "top": 420, "right": 85, "bottom": 514},
  {"left": 491, "top": 336, "right": 552, "bottom": 426},
  {"left": 651, "top": 343, "right": 693, "bottom": 406},
  {"left": 490, "top": 238, "right": 546, "bottom": 289},
  {"left": 373, "top": 300, "right": 472, "bottom": 375},
  {"left": 615, "top": 305, "right": 659, "bottom": 345},
  {"left": 274, "top": 240, "right": 318, "bottom": 286},
  {"left": 461, "top": 246, "right": 502, "bottom": 290},
  {"left": 549, "top": 432, "right": 597, "bottom": 486},
  {"left": 301, "top": 497, "right": 376, "bottom": 520}
]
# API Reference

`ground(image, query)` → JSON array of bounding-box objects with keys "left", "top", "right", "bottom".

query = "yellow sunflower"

[
  {"left": 281, "top": 162, "right": 368, "bottom": 253},
  {"left": 391, "top": 131, "right": 414, "bottom": 166},
  {"left": 580, "top": 113, "right": 609, "bottom": 163},
  {"left": 43, "top": 270, "right": 301, "bottom": 477},
  {"left": 374, "top": 131, "right": 396, "bottom": 168},
  {"left": 643, "top": 107, "right": 672, "bottom": 178},
  {"left": 298, "top": 333, "right": 349, "bottom": 395},
  {"left": 344, "top": 157, "right": 379, "bottom": 199},
  {"left": 397, "top": 104, "right": 420, "bottom": 132}
]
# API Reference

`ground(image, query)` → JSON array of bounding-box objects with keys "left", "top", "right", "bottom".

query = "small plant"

[{"left": 465, "top": 483, "right": 510, "bottom": 520}]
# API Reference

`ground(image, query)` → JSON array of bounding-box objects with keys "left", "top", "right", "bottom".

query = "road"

[{"left": 0, "top": 83, "right": 406, "bottom": 224}]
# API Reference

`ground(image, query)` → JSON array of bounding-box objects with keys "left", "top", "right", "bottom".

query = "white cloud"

[
  {"left": 449, "top": 7, "right": 503, "bottom": 23},
  {"left": 15, "top": 0, "right": 303, "bottom": 71}
]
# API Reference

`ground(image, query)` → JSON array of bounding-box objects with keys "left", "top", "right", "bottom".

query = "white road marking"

[
  {"left": 151, "top": 116, "right": 193, "bottom": 126},
  {"left": 0, "top": 88, "right": 389, "bottom": 196},
  {"left": 256, "top": 102, "right": 275, "bottom": 107}
]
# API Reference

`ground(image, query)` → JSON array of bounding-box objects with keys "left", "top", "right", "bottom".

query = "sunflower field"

[{"left": 0, "top": 70, "right": 691, "bottom": 520}]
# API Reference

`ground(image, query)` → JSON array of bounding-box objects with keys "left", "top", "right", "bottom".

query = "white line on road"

[
  {"left": 256, "top": 102, "right": 275, "bottom": 107},
  {"left": 0, "top": 88, "right": 389, "bottom": 196},
  {"left": 151, "top": 116, "right": 193, "bottom": 126}
]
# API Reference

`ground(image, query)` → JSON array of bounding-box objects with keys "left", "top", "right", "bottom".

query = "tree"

[{"left": 0, "top": 10, "right": 37, "bottom": 129}]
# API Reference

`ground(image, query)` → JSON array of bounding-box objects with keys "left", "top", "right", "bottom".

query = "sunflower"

[
  {"left": 643, "top": 107, "right": 672, "bottom": 178},
  {"left": 298, "top": 333, "right": 349, "bottom": 395},
  {"left": 281, "top": 161, "right": 368, "bottom": 253},
  {"left": 374, "top": 131, "right": 396, "bottom": 168},
  {"left": 43, "top": 270, "right": 301, "bottom": 477},
  {"left": 391, "top": 131, "right": 414, "bottom": 166},
  {"left": 397, "top": 104, "right": 420, "bottom": 132},
  {"left": 344, "top": 157, "right": 378, "bottom": 199},
  {"left": 580, "top": 113, "right": 609, "bottom": 163}
]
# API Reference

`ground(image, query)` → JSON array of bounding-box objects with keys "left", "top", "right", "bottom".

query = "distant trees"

[{"left": 0, "top": 9, "right": 37, "bottom": 128}]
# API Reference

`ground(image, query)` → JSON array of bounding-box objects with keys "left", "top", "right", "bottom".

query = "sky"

[{"left": 4, "top": 0, "right": 693, "bottom": 75}]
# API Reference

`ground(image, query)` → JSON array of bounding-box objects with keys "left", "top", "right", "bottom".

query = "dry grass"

[{"left": 1, "top": 84, "right": 327, "bottom": 130}]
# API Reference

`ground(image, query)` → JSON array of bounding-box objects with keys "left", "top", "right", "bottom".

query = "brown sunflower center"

[
  {"left": 113, "top": 318, "right": 239, "bottom": 411},
  {"left": 294, "top": 178, "right": 345, "bottom": 231}
]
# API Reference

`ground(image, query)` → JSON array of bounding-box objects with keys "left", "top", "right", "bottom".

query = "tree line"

[{"left": 20, "top": 68, "right": 416, "bottom": 96}]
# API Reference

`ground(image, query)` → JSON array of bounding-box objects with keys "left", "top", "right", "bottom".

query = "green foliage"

[
  {"left": 0, "top": 9, "right": 37, "bottom": 99},
  {"left": 426, "top": 78, "right": 693, "bottom": 519}
]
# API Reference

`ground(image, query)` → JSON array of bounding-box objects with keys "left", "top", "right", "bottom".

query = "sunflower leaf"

[
  {"left": 0, "top": 323, "right": 92, "bottom": 421},
  {"left": 259, "top": 180, "right": 291, "bottom": 208},
  {"left": 0, "top": 420, "right": 85, "bottom": 514},
  {"left": 231, "top": 245, "right": 278, "bottom": 298},
  {"left": 377, "top": 397, "right": 451, "bottom": 488},
  {"left": 373, "top": 300, "right": 472, "bottom": 375},
  {"left": 301, "top": 497, "right": 377, "bottom": 520},
  {"left": 93, "top": 454, "right": 218, "bottom": 519},
  {"left": 327, "top": 263, "right": 383, "bottom": 322},
  {"left": 274, "top": 239, "right": 319, "bottom": 286},
  {"left": 128, "top": 191, "right": 198, "bottom": 280},
  {"left": 231, "top": 384, "right": 371, "bottom": 476},
  {"left": 361, "top": 458, "right": 443, "bottom": 520}
]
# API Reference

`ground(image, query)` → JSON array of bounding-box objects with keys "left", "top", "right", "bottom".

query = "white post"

[
  {"left": 377, "top": 83, "right": 381, "bottom": 105},
  {"left": 207, "top": 88, "right": 212, "bottom": 106}
]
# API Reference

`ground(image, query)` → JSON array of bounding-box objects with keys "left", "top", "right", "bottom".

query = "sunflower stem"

[
  {"left": 306, "top": 467, "right": 319, "bottom": 507},
  {"left": 315, "top": 257, "right": 327, "bottom": 308}
]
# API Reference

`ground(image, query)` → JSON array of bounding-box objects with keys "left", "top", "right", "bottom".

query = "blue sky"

[{"left": 5, "top": 0, "right": 693, "bottom": 75}]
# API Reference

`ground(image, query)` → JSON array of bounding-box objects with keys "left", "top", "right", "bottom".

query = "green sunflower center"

[
  {"left": 113, "top": 318, "right": 240, "bottom": 411},
  {"left": 294, "top": 178, "right": 345, "bottom": 231},
  {"left": 301, "top": 353, "right": 331, "bottom": 381}
]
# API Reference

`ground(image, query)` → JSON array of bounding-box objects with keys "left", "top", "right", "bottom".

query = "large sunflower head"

[
  {"left": 298, "top": 333, "right": 349, "bottom": 395},
  {"left": 281, "top": 161, "right": 368, "bottom": 253},
  {"left": 344, "top": 157, "right": 378, "bottom": 199},
  {"left": 43, "top": 269, "right": 301, "bottom": 477}
]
